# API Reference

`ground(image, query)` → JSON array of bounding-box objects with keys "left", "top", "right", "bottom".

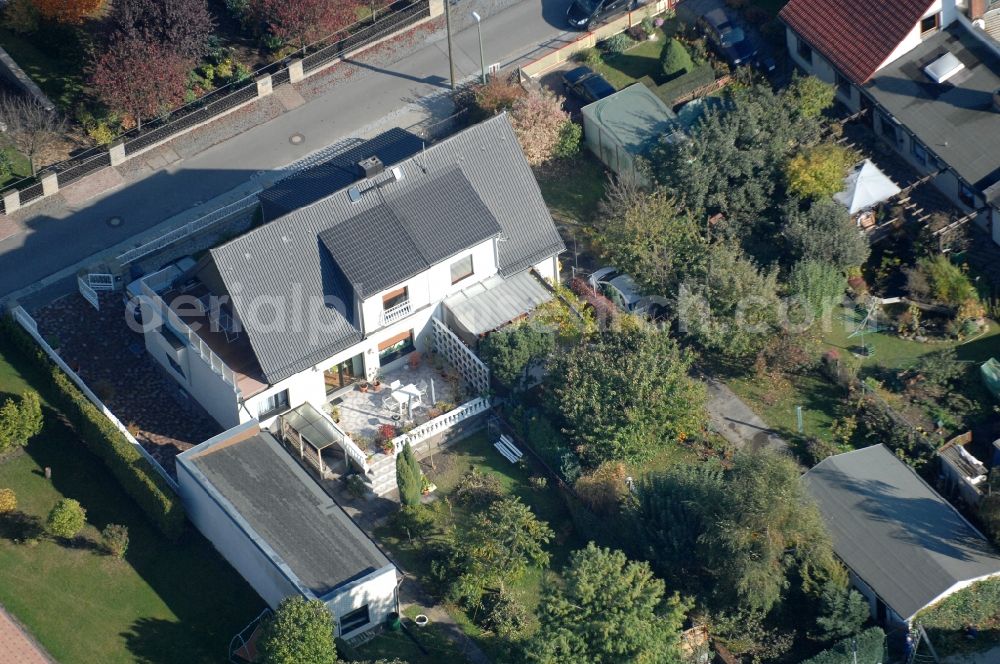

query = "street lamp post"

[
  {"left": 471, "top": 11, "right": 486, "bottom": 84},
  {"left": 444, "top": 0, "right": 456, "bottom": 89}
]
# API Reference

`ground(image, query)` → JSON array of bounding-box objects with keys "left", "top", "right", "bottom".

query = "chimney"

[
  {"left": 970, "top": 0, "right": 987, "bottom": 20},
  {"left": 357, "top": 156, "right": 384, "bottom": 179}
]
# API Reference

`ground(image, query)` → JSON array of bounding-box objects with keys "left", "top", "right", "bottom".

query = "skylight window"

[{"left": 924, "top": 52, "right": 964, "bottom": 84}]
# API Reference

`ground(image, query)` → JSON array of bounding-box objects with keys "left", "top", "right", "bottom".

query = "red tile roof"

[{"left": 779, "top": 0, "right": 935, "bottom": 84}]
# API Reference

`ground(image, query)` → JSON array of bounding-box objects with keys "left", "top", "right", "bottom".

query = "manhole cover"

[
  {"left": 107, "top": 216, "right": 123, "bottom": 228},
  {"left": 289, "top": 133, "right": 304, "bottom": 145}
]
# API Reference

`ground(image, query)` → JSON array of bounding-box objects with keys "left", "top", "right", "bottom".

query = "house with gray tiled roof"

[
  {"left": 780, "top": 0, "right": 1000, "bottom": 246},
  {"left": 135, "top": 114, "right": 563, "bottom": 495}
]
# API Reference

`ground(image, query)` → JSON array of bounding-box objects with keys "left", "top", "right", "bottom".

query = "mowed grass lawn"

[
  {"left": 0, "top": 342, "right": 264, "bottom": 664},
  {"left": 373, "top": 432, "right": 583, "bottom": 662}
]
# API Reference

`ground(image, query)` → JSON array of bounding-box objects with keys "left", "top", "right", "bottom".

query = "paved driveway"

[
  {"left": 705, "top": 378, "right": 789, "bottom": 453},
  {"left": 0, "top": 606, "right": 54, "bottom": 664}
]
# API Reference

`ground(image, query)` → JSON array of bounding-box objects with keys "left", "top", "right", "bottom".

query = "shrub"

[
  {"left": 660, "top": 38, "right": 693, "bottom": 80},
  {"left": 396, "top": 442, "right": 422, "bottom": 507},
  {"left": 0, "top": 488, "right": 15, "bottom": 513},
  {"left": 574, "top": 47, "right": 602, "bottom": 67},
  {"left": 918, "top": 576, "right": 1000, "bottom": 630},
  {"left": 478, "top": 587, "right": 528, "bottom": 639},
  {"left": 626, "top": 25, "right": 647, "bottom": 41},
  {"left": 259, "top": 596, "right": 336, "bottom": 664},
  {"left": 393, "top": 503, "right": 435, "bottom": 539},
  {"left": 101, "top": 523, "right": 130, "bottom": 559},
  {"left": 2, "top": 0, "right": 39, "bottom": 33},
  {"left": 46, "top": 499, "right": 86, "bottom": 539},
  {"left": 377, "top": 423, "right": 398, "bottom": 442},
  {"left": 0, "top": 390, "right": 42, "bottom": 455},
  {"left": 454, "top": 468, "right": 504, "bottom": 508},
  {"left": 0, "top": 316, "right": 186, "bottom": 540},
  {"left": 785, "top": 143, "right": 857, "bottom": 200},
  {"left": 510, "top": 87, "right": 572, "bottom": 166},
  {"left": 574, "top": 462, "right": 627, "bottom": 515},
  {"left": 554, "top": 120, "right": 582, "bottom": 160},
  {"left": 599, "top": 33, "right": 633, "bottom": 55},
  {"left": 801, "top": 627, "right": 885, "bottom": 664},
  {"left": 33, "top": 0, "right": 104, "bottom": 24}
]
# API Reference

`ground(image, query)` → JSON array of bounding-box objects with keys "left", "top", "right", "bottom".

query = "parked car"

[
  {"left": 678, "top": 1, "right": 775, "bottom": 73},
  {"left": 588, "top": 267, "right": 667, "bottom": 319},
  {"left": 561, "top": 66, "right": 616, "bottom": 103},
  {"left": 566, "top": 0, "right": 631, "bottom": 30}
]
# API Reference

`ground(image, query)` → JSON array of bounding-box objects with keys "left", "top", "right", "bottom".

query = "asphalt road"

[{"left": 0, "top": 0, "right": 574, "bottom": 299}]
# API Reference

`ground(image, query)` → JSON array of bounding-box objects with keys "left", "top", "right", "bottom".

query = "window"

[
  {"left": 257, "top": 389, "right": 289, "bottom": 418},
  {"left": 378, "top": 331, "right": 414, "bottom": 364},
  {"left": 959, "top": 182, "right": 976, "bottom": 207},
  {"left": 339, "top": 605, "right": 370, "bottom": 634},
  {"left": 921, "top": 13, "right": 940, "bottom": 36},
  {"left": 912, "top": 140, "right": 929, "bottom": 166},
  {"left": 450, "top": 254, "right": 474, "bottom": 285},
  {"left": 166, "top": 356, "right": 185, "bottom": 378},
  {"left": 382, "top": 286, "right": 408, "bottom": 310},
  {"left": 797, "top": 37, "right": 813, "bottom": 65}
]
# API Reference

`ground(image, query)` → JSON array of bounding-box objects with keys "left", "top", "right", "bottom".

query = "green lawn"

[
  {"left": 0, "top": 26, "right": 88, "bottom": 111},
  {"left": 347, "top": 605, "right": 463, "bottom": 663},
  {"left": 536, "top": 152, "right": 607, "bottom": 226},
  {"left": 374, "top": 432, "right": 582, "bottom": 662},
  {"left": 0, "top": 147, "right": 31, "bottom": 188},
  {"left": 0, "top": 343, "right": 264, "bottom": 664},
  {"left": 824, "top": 306, "right": 1000, "bottom": 369},
  {"left": 592, "top": 37, "right": 666, "bottom": 90}
]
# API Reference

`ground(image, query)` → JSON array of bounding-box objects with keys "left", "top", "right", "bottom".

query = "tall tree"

[
  {"left": 594, "top": 179, "right": 707, "bottom": 294},
  {"left": 395, "top": 442, "right": 422, "bottom": 506},
  {"left": 258, "top": 596, "right": 336, "bottom": 664},
  {"left": 652, "top": 83, "right": 824, "bottom": 227},
  {"left": 248, "top": 0, "right": 361, "bottom": 48},
  {"left": 509, "top": 87, "right": 572, "bottom": 166},
  {"left": 677, "top": 242, "right": 782, "bottom": 361},
  {"left": 784, "top": 142, "right": 857, "bottom": 200},
  {"left": 109, "top": 0, "right": 215, "bottom": 62},
  {"left": 815, "top": 581, "right": 870, "bottom": 640},
  {"left": 90, "top": 35, "right": 188, "bottom": 130},
  {"left": 0, "top": 95, "right": 65, "bottom": 177},
  {"left": 32, "top": 0, "right": 104, "bottom": 24},
  {"left": 787, "top": 259, "right": 845, "bottom": 321},
  {"left": 783, "top": 198, "right": 870, "bottom": 271},
  {"left": 632, "top": 451, "right": 842, "bottom": 614},
  {"left": 529, "top": 543, "right": 689, "bottom": 664},
  {"left": 547, "top": 318, "right": 708, "bottom": 466},
  {"left": 465, "top": 497, "right": 553, "bottom": 582}
]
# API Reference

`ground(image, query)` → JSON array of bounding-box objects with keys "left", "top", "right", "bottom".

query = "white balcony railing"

[{"left": 380, "top": 299, "right": 412, "bottom": 327}]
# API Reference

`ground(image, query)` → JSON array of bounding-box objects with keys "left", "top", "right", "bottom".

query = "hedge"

[
  {"left": 800, "top": 627, "right": 885, "bottom": 664},
  {"left": 638, "top": 62, "right": 715, "bottom": 107},
  {"left": 1, "top": 315, "right": 187, "bottom": 540}
]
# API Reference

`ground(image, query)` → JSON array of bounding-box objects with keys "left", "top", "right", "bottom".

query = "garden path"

[{"left": 706, "top": 378, "right": 790, "bottom": 453}]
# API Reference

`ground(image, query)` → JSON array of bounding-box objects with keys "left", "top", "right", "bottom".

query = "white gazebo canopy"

[{"left": 834, "top": 159, "right": 901, "bottom": 215}]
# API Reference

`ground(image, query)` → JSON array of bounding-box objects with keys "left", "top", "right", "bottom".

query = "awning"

[
  {"left": 834, "top": 159, "right": 901, "bottom": 215},
  {"left": 444, "top": 270, "right": 553, "bottom": 337},
  {"left": 281, "top": 402, "right": 343, "bottom": 450}
]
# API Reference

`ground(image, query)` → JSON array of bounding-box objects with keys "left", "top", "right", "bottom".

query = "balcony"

[{"left": 380, "top": 299, "right": 412, "bottom": 327}]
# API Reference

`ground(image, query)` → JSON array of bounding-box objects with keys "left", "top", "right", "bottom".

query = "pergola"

[{"left": 279, "top": 402, "right": 349, "bottom": 478}]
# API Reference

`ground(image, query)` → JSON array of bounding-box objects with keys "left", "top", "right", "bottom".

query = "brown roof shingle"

[{"left": 780, "top": 0, "right": 935, "bottom": 84}]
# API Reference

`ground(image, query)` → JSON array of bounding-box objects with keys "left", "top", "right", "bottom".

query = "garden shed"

[{"left": 581, "top": 84, "right": 678, "bottom": 185}]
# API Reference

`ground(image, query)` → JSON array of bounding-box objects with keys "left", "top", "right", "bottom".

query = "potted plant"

[
  {"left": 408, "top": 352, "right": 422, "bottom": 371},
  {"left": 359, "top": 380, "right": 369, "bottom": 393},
  {"left": 328, "top": 404, "right": 341, "bottom": 423},
  {"left": 372, "top": 371, "right": 383, "bottom": 392}
]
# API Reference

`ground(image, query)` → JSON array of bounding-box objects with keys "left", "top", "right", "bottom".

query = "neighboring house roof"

[
  {"left": 803, "top": 444, "right": 1000, "bottom": 621},
  {"left": 582, "top": 84, "right": 678, "bottom": 156},
  {"left": 180, "top": 424, "right": 392, "bottom": 598},
  {"left": 834, "top": 159, "right": 901, "bottom": 214},
  {"left": 318, "top": 168, "right": 502, "bottom": 298},
  {"left": 779, "top": 0, "right": 934, "bottom": 84},
  {"left": 210, "top": 114, "right": 564, "bottom": 384},
  {"left": 865, "top": 22, "right": 1000, "bottom": 195},
  {"left": 258, "top": 128, "right": 425, "bottom": 219}
]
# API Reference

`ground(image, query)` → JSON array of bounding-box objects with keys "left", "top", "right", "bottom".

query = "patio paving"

[
  {"left": 33, "top": 292, "right": 221, "bottom": 476},
  {"left": 333, "top": 360, "right": 465, "bottom": 452}
]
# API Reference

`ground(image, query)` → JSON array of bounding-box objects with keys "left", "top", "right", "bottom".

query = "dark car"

[
  {"left": 699, "top": 7, "right": 757, "bottom": 68},
  {"left": 561, "top": 66, "right": 616, "bottom": 102},
  {"left": 566, "top": 0, "right": 630, "bottom": 30}
]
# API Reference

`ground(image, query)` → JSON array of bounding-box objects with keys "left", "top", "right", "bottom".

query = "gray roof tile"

[{"left": 210, "top": 114, "right": 564, "bottom": 384}]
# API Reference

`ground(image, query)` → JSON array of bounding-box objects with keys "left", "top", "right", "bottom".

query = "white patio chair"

[{"left": 389, "top": 379, "right": 402, "bottom": 391}]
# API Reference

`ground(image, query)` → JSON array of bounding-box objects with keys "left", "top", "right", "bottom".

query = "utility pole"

[{"left": 444, "top": 0, "right": 456, "bottom": 89}]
